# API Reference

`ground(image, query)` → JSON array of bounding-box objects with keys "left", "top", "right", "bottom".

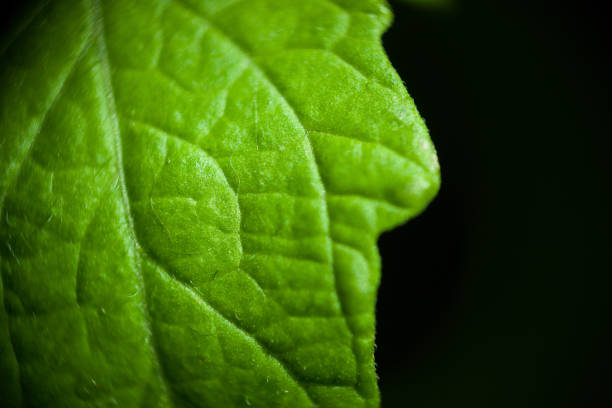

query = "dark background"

[{"left": 377, "top": 0, "right": 611, "bottom": 406}]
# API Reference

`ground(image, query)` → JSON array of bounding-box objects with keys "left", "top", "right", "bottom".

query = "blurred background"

[{"left": 376, "top": 0, "right": 611, "bottom": 406}]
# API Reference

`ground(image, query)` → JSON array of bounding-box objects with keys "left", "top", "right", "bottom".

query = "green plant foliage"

[{"left": 0, "top": 0, "right": 439, "bottom": 406}]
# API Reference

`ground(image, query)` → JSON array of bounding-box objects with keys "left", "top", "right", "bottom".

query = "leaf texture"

[{"left": 0, "top": 0, "right": 439, "bottom": 407}]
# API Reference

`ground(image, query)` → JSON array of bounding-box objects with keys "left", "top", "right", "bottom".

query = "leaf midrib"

[
  {"left": 87, "top": 0, "right": 179, "bottom": 406},
  {"left": 88, "top": 0, "right": 323, "bottom": 406}
]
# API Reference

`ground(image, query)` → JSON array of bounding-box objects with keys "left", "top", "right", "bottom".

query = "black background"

[{"left": 377, "top": 0, "right": 611, "bottom": 406}]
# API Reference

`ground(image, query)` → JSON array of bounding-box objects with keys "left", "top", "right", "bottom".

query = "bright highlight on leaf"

[{"left": 0, "top": 0, "right": 439, "bottom": 407}]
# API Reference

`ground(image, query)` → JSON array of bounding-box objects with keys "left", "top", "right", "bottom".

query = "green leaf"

[{"left": 0, "top": 0, "right": 439, "bottom": 407}]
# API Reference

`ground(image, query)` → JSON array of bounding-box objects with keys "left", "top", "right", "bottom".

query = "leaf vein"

[
  {"left": 171, "top": 1, "right": 367, "bottom": 398},
  {"left": 0, "top": 27, "right": 92, "bottom": 408},
  {"left": 87, "top": 0, "right": 178, "bottom": 405},
  {"left": 142, "top": 252, "right": 319, "bottom": 405}
]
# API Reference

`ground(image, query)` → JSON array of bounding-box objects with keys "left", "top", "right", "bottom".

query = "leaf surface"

[{"left": 0, "top": 0, "right": 439, "bottom": 407}]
